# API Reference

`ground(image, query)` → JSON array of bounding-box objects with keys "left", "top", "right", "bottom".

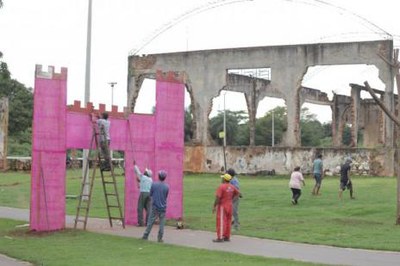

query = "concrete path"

[{"left": 1, "top": 206, "right": 400, "bottom": 266}]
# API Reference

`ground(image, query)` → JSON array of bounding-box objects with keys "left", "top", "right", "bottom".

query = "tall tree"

[
  {"left": 255, "top": 106, "right": 286, "bottom": 146},
  {"left": 184, "top": 105, "right": 193, "bottom": 143},
  {"left": 0, "top": 56, "right": 33, "bottom": 155},
  {"left": 300, "top": 107, "right": 324, "bottom": 147},
  {"left": 209, "top": 110, "right": 247, "bottom": 145}
]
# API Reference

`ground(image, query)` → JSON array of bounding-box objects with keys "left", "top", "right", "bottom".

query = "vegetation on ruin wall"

[{"left": 206, "top": 106, "right": 357, "bottom": 147}]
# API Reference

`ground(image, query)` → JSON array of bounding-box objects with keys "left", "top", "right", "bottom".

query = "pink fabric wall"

[
  {"left": 30, "top": 66, "right": 184, "bottom": 231},
  {"left": 155, "top": 75, "right": 185, "bottom": 219},
  {"left": 30, "top": 65, "right": 67, "bottom": 231},
  {"left": 124, "top": 114, "right": 155, "bottom": 224}
]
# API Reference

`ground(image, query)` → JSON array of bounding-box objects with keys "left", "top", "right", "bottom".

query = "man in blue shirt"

[
  {"left": 142, "top": 170, "right": 169, "bottom": 243},
  {"left": 134, "top": 161, "right": 153, "bottom": 226},
  {"left": 227, "top": 168, "right": 241, "bottom": 230},
  {"left": 312, "top": 154, "right": 323, "bottom": 196}
]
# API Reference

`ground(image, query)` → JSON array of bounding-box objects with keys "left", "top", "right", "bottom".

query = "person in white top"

[
  {"left": 289, "top": 166, "right": 305, "bottom": 205},
  {"left": 96, "top": 112, "right": 111, "bottom": 171}
]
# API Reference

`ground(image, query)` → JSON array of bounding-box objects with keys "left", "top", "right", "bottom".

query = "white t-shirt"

[
  {"left": 97, "top": 118, "right": 110, "bottom": 141},
  {"left": 289, "top": 171, "right": 304, "bottom": 189}
]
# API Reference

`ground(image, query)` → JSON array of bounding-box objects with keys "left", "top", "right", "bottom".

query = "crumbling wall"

[
  {"left": 128, "top": 40, "right": 395, "bottom": 148},
  {"left": 184, "top": 146, "right": 393, "bottom": 176}
]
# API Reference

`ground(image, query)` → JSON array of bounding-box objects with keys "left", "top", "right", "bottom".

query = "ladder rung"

[
  {"left": 75, "top": 131, "right": 123, "bottom": 228},
  {"left": 110, "top": 217, "right": 123, "bottom": 220}
]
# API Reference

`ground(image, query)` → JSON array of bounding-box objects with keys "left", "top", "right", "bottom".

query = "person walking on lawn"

[
  {"left": 212, "top": 173, "right": 240, "bottom": 243},
  {"left": 312, "top": 154, "right": 323, "bottom": 195},
  {"left": 289, "top": 166, "right": 305, "bottom": 205},
  {"left": 339, "top": 157, "right": 355, "bottom": 200}
]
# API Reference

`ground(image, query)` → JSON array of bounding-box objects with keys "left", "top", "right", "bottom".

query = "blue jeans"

[
  {"left": 142, "top": 208, "right": 166, "bottom": 241},
  {"left": 314, "top": 173, "right": 322, "bottom": 187}
]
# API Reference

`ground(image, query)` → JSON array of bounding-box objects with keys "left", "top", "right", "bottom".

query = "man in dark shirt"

[
  {"left": 142, "top": 170, "right": 169, "bottom": 243},
  {"left": 339, "top": 158, "right": 355, "bottom": 200}
]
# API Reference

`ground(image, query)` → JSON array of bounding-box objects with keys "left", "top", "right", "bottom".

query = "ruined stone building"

[{"left": 127, "top": 40, "right": 396, "bottom": 175}]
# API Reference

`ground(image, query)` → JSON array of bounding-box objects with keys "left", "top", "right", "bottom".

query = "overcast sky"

[{"left": 0, "top": 0, "right": 399, "bottom": 122}]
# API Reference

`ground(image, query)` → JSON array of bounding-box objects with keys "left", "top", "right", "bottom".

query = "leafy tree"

[
  {"left": 0, "top": 76, "right": 33, "bottom": 135},
  {"left": 209, "top": 110, "right": 247, "bottom": 145},
  {"left": 184, "top": 105, "right": 193, "bottom": 143},
  {"left": 342, "top": 124, "right": 352, "bottom": 146},
  {"left": 0, "top": 56, "right": 33, "bottom": 156},
  {"left": 235, "top": 123, "right": 249, "bottom": 145},
  {"left": 8, "top": 128, "right": 31, "bottom": 156},
  {"left": 322, "top": 122, "right": 332, "bottom": 138},
  {"left": 255, "top": 106, "right": 286, "bottom": 146},
  {"left": 300, "top": 107, "right": 324, "bottom": 147}
]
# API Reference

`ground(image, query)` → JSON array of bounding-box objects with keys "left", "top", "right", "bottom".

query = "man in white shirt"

[{"left": 96, "top": 112, "right": 111, "bottom": 171}]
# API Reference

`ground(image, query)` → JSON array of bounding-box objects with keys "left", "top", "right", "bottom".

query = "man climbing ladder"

[
  {"left": 97, "top": 112, "right": 111, "bottom": 171},
  {"left": 74, "top": 112, "right": 124, "bottom": 230}
]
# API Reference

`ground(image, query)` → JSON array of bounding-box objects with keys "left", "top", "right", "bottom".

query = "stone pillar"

[
  {"left": 284, "top": 94, "right": 301, "bottom": 147},
  {"left": 332, "top": 94, "right": 351, "bottom": 147},
  {"left": 246, "top": 80, "right": 258, "bottom": 146},
  {"left": 0, "top": 97, "right": 8, "bottom": 170},
  {"left": 350, "top": 86, "right": 361, "bottom": 147}
]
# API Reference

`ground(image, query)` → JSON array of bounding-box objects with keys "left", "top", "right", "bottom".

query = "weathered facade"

[
  {"left": 184, "top": 146, "right": 391, "bottom": 176},
  {"left": 128, "top": 40, "right": 395, "bottom": 147},
  {"left": 127, "top": 40, "right": 396, "bottom": 176}
]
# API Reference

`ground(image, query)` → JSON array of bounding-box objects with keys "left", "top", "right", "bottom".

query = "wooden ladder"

[{"left": 74, "top": 121, "right": 125, "bottom": 229}]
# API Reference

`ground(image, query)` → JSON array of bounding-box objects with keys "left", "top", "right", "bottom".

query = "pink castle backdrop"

[{"left": 30, "top": 65, "right": 184, "bottom": 231}]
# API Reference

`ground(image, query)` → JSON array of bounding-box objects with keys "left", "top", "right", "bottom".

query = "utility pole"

[
  {"left": 108, "top": 82, "right": 117, "bottom": 160},
  {"left": 272, "top": 110, "right": 275, "bottom": 147},
  {"left": 82, "top": 0, "right": 93, "bottom": 201},
  {"left": 108, "top": 82, "right": 117, "bottom": 106},
  {"left": 223, "top": 92, "right": 227, "bottom": 171}
]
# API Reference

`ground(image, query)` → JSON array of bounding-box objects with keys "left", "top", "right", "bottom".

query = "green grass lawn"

[
  {"left": 0, "top": 219, "right": 320, "bottom": 266},
  {"left": 1, "top": 170, "right": 400, "bottom": 253},
  {"left": 185, "top": 174, "right": 400, "bottom": 251}
]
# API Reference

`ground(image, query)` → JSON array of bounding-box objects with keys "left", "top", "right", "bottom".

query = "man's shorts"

[
  {"left": 340, "top": 180, "right": 352, "bottom": 191},
  {"left": 313, "top": 173, "right": 322, "bottom": 185}
]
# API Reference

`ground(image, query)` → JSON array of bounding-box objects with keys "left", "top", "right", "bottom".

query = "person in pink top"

[{"left": 289, "top": 166, "right": 305, "bottom": 205}]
